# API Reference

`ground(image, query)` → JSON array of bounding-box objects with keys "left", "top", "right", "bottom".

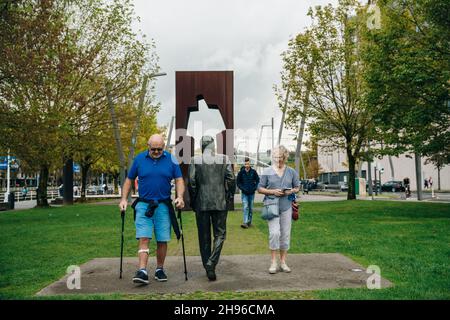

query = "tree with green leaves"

[
  {"left": 0, "top": 0, "right": 70, "bottom": 206},
  {"left": 0, "top": 0, "right": 160, "bottom": 206},
  {"left": 88, "top": 98, "right": 161, "bottom": 201},
  {"left": 362, "top": 0, "right": 450, "bottom": 198},
  {"left": 425, "top": 152, "right": 448, "bottom": 191},
  {"left": 279, "top": 0, "right": 374, "bottom": 199}
]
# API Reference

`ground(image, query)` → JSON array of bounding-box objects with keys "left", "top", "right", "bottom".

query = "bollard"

[{"left": 8, "top": 192, "right": 15, "bottom": 210}]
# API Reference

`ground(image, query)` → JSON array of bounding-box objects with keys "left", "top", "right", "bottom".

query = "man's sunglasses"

[{"left": 150, "top": 147, "right": 163, "bottom": 152}]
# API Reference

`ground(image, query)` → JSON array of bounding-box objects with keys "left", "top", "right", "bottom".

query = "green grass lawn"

[{"left": 0, "top": 201, "right": 449, "bottom": 300}]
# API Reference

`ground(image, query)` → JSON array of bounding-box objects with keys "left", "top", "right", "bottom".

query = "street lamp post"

[
  {"left": 278, "top": 86, "right": 291, "bottom": 145},
  {"left": 108, "top": 72, "right": 166, "bottom": 198},
  {"left": 271, "top": 117, "right": 274, "bottom": 151},
  {"left": 374, "top": 164, "right": 378, "bottom": 196},
  {"left": 127, "top": 72, "right": 167, "bottom": 171},
  {"left": 126, "top": 72, "right": 166, "bottom": 200},
  {"left": 165, "top": 115, "right": 175, "bottom": 151},
  {"left": 379, "top": 167, "right": 383, "bottom": 194},
  {"left": 4, "top": 149, "right": 11, "bottom": 202},
  {"left": 256, "top": 123, "right": 273, "bottom": 165}
]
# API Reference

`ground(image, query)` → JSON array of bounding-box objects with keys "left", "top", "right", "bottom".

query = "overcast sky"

[{"left": 132, "top": 0, "right": 338, "bottom": 153}]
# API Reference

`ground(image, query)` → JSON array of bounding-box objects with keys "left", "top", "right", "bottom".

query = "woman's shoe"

[
  {"left": 269, "top": 261, "right": 278, "bottom": 274},
  {"left": 280, "top": 262, "right": 291, "bottom": 273}
]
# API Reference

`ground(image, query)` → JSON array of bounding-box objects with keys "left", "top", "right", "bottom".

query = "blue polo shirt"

[{"left": 127, "top": 150, "right": 182, "bottom": 201}]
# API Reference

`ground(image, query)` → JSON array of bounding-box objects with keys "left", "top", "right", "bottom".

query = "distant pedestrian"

[
  {"left": 236, "top": 157, "right": 259, "bottom": 229},
  {"left": 21, "top": 186, "right": 28, "bottom": 200},
  {"left": 428, "top": 177, "right": 433, "bottom": 189},
  {"left": 57, "top": 177, "right": 64, "bottom": 197},
  {"left": 403, "top": 177, "right": 411, "bottom": 198},
  {"left": 73, "top": 185, "right": 79, "bottom": 196},
  {"left": 424, "top": 178, "right": 429, "bottom": 189}
]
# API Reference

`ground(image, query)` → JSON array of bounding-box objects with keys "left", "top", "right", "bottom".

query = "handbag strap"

[
  {"left": 264, "top": 167, "right": 289, "bottom": 206},
  {"left": 279, "top": 166, "right": 288, "bottom": 189}
]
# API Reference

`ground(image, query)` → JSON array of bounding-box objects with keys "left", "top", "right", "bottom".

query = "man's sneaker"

[
  {"left": 280, "top": 262, "right": 291, "bottom": 273},
  {"left": 269, "top": 261, "right": 278, "bottom": 274},
  {"left": 132, "top": 269, "right": 149, "bottom": 284},
  {"left": 241, "top": 223, "right": 248, "bottom": 229},
  {"left": 154, "top": 268, "right": 168, "bottom": 282}
]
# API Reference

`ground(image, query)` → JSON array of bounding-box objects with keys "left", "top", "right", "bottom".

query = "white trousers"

[{"left": 268, "top": 207, "right": 292, "bottom": 251}]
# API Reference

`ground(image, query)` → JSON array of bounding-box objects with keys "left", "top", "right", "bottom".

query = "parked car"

[
  {"left": 323, "top": 183, "right": 340, "bottom": 191},
  {"left": 381, "top": 181, "right": 405, "bottom": 192},
  {"left": 316, "top": 182, "right": 326, "bottom": 190},
  {"left": 300, "top": 180, "right": 318, "bottom": 193},
  {"left": 339, "top": 181, "right": 348, "bottom": 192}
]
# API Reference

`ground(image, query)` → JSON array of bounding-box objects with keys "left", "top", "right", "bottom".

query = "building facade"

[{"left": 318, "top": 146, "right": 450, "bottom": 191}]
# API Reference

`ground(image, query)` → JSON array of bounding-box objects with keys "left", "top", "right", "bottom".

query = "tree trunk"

[
  {"left": 295, "top": 67, "right": 312, "bottom": 179},
  {"left": 127, "top": 75, "right": 149, "bottom": 170},
  {"left": 295, "top": 115, "right": 308, "bottom": 179},
  {"left": 80, "top": 163, "right": 91, "bottom": 202},
  {"left": 107, "top": 86, "right": 126, "bottom": 192},
  {"left": 388, "top": 155, "right": 395, "bottom": 181},
  {"left": 278, "top": 85, "right": 291, "bottom": 145},
  {"left": 414, "top": 153, "right": 423, "bottom": 201},
  {"left": 300, "top": 152, "right": 307, "bottom": 180},
  {"left": 63, "top": 157, "right": 73, "bottom": 205},
  {"left": 36, "top": 165, "right": 49, "bottom": 208},
  {"left": 347, "top": 150, "right": 356, "bottom": 200},
  {"left": 437, "top": 166, "right": 441, "bottom": 191},
  {"left": 113, "top": 173, "right": 119, "bottom": 194},
  {"left": 367, "top": 160, "right": 373, "bottom": 197}
]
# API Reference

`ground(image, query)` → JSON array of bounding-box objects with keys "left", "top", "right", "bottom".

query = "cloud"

[{"left": 132, "top": 0, "right": 338, "bottom": 152}]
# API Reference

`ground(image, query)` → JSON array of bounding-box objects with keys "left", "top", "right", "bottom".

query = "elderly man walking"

[
  {"left": 119, "top": 134, "right": 185, "bottom": 284},
  {"left": 188, "top": 136, "right": 235, "bottom": 281}
]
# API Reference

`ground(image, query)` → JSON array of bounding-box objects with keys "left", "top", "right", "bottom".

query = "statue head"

[{"left": 201, "top": 135, "right": 215, "bottom": 153}]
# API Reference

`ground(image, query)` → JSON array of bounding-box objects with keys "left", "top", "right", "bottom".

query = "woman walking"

[{"left": 258, "top": 145, "right": 300, "bottom": 274}]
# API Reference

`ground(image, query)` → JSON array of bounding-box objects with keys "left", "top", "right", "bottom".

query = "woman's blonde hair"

[{"left": 272, "top": 145, "right": 289, "bottom": 161}]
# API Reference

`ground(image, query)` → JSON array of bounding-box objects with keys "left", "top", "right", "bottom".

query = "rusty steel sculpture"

[{"left": 174, "top": 71, "right": 234, "bottom": 210}]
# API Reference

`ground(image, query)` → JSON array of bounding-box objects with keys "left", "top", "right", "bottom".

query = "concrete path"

[{"left": 36, "top": 253, "right": 391, "bottom": 296}]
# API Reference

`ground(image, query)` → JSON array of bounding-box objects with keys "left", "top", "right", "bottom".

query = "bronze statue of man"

[{"left": 188, "top": 136, "right": 235, "bottom": 281}]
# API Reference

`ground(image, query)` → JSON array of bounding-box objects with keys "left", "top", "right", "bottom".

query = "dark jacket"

[
  {"left": 188, "top": 152, "right": 236, "bottom": 212},
  {"left": 237, "top": 166, "right": 259, "bottom": 195}
]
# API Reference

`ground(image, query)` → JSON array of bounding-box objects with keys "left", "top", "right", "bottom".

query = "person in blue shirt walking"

[
  {"left": 119, "top": 134, "right": 185, "bottom": 285},
  {"left": 236, "top": 157, "right": 259, "bottom": 228}
]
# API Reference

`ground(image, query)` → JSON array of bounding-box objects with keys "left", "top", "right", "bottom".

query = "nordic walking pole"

[
  {"left": 178, "top": 208, "right": 188, "bottom": 281},
  {"left": 119, "top": 209, "right": 125, "bottom": 279}
]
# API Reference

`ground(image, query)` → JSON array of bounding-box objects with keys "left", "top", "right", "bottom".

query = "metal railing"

[
  {"left": 0, "top": 189, "right": 60, "bottom": 202},
  {"left": 0, "top": 189, "right": 123, "bottom": 203}
]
